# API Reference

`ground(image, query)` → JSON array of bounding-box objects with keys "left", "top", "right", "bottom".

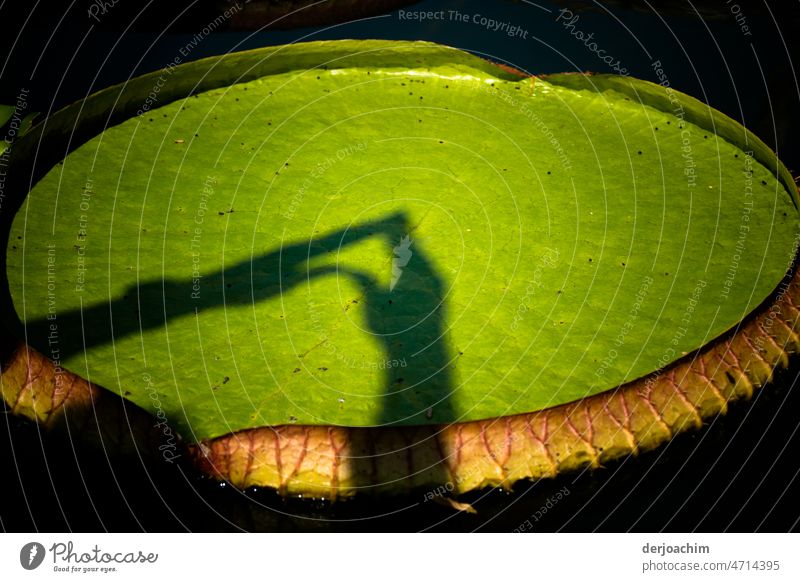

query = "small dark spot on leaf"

[
  {"left": 318, "top": 367, "right": 328, "bottom": 371},
  {"left": 223, "top": 376, "right": 230, "bottom": 384},
  {"left": 638, "top": 151, "right": 642, "bottom": 155},
  {"left": 293, "top": 368, "right": 301, "bottom": 373}
]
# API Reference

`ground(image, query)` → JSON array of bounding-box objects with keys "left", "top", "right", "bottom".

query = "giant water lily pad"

[{"left": 2, "top": 40, "right": 798, "bottom": 497}]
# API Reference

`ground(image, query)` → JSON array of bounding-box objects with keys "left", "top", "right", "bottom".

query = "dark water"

[{"left": 1, "top": 0, "right": 799, "bottom": 531}]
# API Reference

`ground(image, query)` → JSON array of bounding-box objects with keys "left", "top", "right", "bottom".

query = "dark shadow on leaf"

[{"left": 23, "top": 211, "right": 453, "bottom": 494}]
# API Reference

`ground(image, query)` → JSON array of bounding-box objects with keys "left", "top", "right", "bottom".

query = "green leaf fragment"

[{"left": 0, "top": 104, "right": 15, "bottom": 128}]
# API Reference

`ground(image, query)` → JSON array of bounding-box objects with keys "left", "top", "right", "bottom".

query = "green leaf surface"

[
  {"left": 0, "top": 104, "right": 13, "bottom": 156},
  {"left": 7, "top": 41, "right": 798, "bottom": 441},
  {"left": 0, "top": 104, "right": 14, "bottom": 128}
]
